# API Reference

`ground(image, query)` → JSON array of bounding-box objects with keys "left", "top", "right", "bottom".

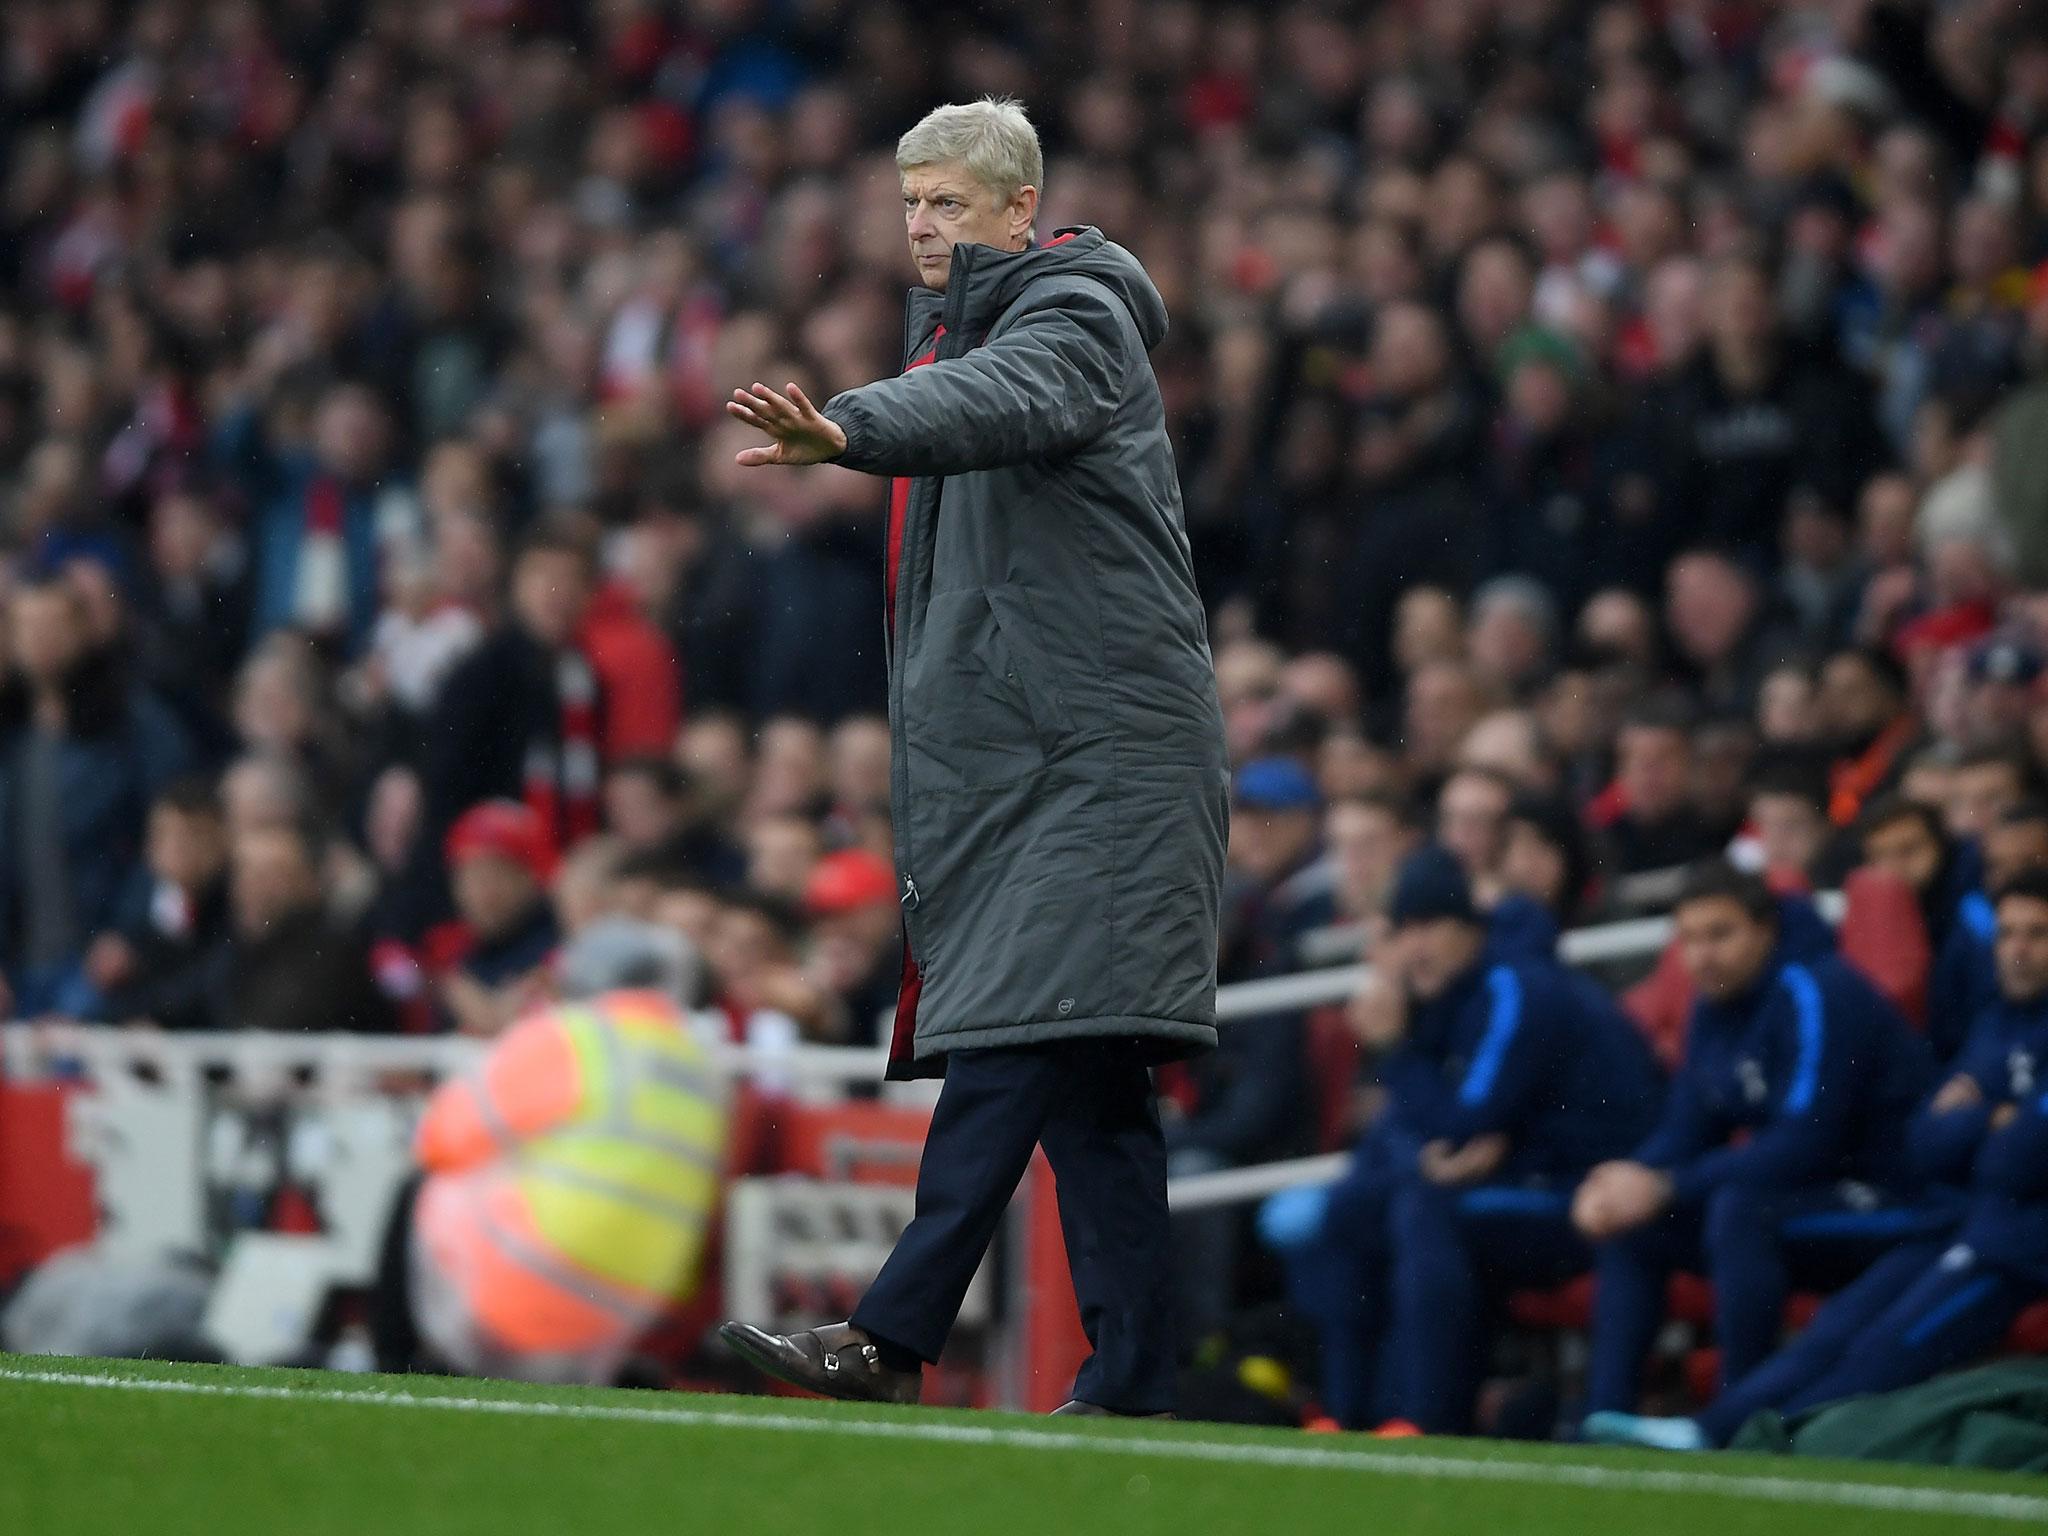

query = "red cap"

[
  {"left": 803, "top": 849, "right": 897, "bottom": 916},
  {"left": 445, "top": 800, "right": 557, "bottom": 883}
]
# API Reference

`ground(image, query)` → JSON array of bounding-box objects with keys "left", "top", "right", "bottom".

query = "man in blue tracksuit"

[
  {"left": 1920, "top": 800, "right": 2048, "bottom": 1062},
  {"left": 1585, "top": 865, "right": 2048, "bottom": 1450},
  {"left": 1574, "top": 860, "right": 1940, "bottom": 1417},
  {"left": 1261, "top": 846, "right": 1664, "bottom": 1431}
]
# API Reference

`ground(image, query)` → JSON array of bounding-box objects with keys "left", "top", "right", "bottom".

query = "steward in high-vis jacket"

[{"left": 409, "top": 921, "right": 726, "bottom": 1385}]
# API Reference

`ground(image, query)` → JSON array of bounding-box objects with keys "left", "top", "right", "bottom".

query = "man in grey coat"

[{"left": 719, "top": 97, "right": 1228, "bottom": 1416}]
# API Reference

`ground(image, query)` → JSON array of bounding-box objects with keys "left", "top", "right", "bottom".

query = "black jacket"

[{"left": 201, "top": 908, "right": 396, "bottom": 1033}]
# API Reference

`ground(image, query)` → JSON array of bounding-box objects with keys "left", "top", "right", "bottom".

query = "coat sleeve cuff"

[{"left": 823, "top": 397, "right": 882, "bottom": 474}]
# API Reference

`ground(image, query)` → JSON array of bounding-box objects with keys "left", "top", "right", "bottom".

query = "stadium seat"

[
  {"left": 2006, "top": 1300, "right": 2048, "bottom": 1355},
  {"left": 1835, "top": 866, "right": 1933, "bottom": 1026},
  {"left": 1621, "top": 940, "right": 1694, "bottom": 1072},
  {"left": 1304, "top": 1006, "right": 1363, "bottom": 1153}
]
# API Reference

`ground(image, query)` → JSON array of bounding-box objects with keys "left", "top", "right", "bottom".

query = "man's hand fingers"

[
  {"left": 735, "top": 445, "right": 782, "bottom": 467},
  {"left": 748, "top": 382, "right": 800, "bottom": 421},
  {"left": 733, "top": 386, "right": 790, "bottom": 429},
  {"left": 787, "top": 381, "right": 821, "bottom": 417}
]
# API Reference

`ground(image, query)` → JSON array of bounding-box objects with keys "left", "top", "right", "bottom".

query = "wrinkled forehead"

[{"left": 901, "top": 162, "right": 987, "bottom": 201}]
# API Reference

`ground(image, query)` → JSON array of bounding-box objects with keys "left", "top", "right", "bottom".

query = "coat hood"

[{"left": 947, "top": 227, "right": 1169, "bottom": 351}]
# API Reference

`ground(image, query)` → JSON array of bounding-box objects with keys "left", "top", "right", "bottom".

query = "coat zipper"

[{"left": 889, "top": 248, "right": 976, "bottom": 950}]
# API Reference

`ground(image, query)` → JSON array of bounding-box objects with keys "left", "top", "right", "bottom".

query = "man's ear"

[{"left": 1011, "top": 185, "right": 1040, "bottom": 245}]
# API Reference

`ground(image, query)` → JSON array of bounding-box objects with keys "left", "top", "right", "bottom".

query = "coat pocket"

[
  {"left": 904, "top": 586, "right": 1070, "bottom": 790},
  {"left": 982, "top": 584, "right": 1077, "bottom": 749}
]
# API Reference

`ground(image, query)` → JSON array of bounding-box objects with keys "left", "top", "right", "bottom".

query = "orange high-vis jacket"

[{"left": 413, "top": 990, "right": 727, "bottom": 1358}]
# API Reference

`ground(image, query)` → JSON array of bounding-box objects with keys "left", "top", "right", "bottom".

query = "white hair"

[
  {"left": 1919, "top": 463, "right": 2016, "bottom": 575},
  {"left": 896, "top": 96, "right": 1043, "bottom": 203}
]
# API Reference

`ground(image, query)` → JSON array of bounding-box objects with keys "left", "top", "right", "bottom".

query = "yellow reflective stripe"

[
  {"left": 626, "top": 1085, "right": 725, "bottom": 1154},
  {"left": 560, "top": 1009, "right": 614, "bottom": 1122},
  {"left": 476, "top": 1203, "right": 657, "bottom": 1323},
  {"left": 528, "top": 1133, "right": 720, "bottom": 1205},
  {"left": 519, "top": 1181, "right": 707, "bottom": 1296},
  {"left": 523, "top": 1156, "right": 711, "bottom": 1228},
  {"left": 637, "top": 1051, "right": 719, "bottom": 1103}
]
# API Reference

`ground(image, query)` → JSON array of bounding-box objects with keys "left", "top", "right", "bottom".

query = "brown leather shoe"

[
  {"left": 1050, "top": 1400, "right": 1175, "bottom": 1419},
  {"left": 718, "top": 1320, "right": 923, "bottom": 1406}
]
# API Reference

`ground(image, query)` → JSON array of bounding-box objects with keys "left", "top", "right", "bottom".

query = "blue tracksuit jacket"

[
  {"left": 1929, "top": 887, "right": 1998, "bottom": 1065},
  {"left": 1634, "top": 949, "right": 1937, "bottom": 1204},
  {"left": 1908, "top": 991, "right": 2048, "bottom": 1186},
  {"left": 1373, "top": 950, "right": 1666, "bottom": 1184}
]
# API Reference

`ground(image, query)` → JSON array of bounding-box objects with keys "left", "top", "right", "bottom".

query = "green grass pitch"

[{"left": 3, "top": 1352, "right": 2044, "bottom": 1535}]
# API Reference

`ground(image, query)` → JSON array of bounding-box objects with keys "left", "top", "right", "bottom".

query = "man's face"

[
  {"left": 1675, "top": 895, "right": 1776, "bottom": 1002},
  {"left": 1986, "top": 819, "right": 2048, "bottom": 890},
  {"left": 1617, "top": 725, "right": 1691, "bottom": 822},
  {"left": 709, "top": 907, "right": 787, "bottom": 989},
  {"left": 654, "top": 887, "right": 720, "bottom": 950},
  {"left": 1326, "top": 802, "right": 1414, "bottom": 914},
  {"left": 1405, "top": 665, "right": 1481, "bottom": 770},
  {"left": 1948, "top": 763, "right": 2023, "bottom": 841},
  {"left": 511, "top": 549, "right": 591, "bottom": 649},
  {"left": 810, "top": 905, "right": 896, "bottom": 991},
  {"left": 231, "top": 830, "right": 322, "bottom": 935},
  {"left": 604, "top": 772, "right": 678, "bottom": 850},
  {"left": 150, "top": 807, "right": 226, "bottom": 891},
  {"left": 452, "top": 854, "right": 540, "bottom": 941},
  {"left": 1666, "top": 555, "right": 1753, "bottom": 666},
  {"left": 11, "top": 586, "right": 84, "bottom": 685},
  {"left": 746, "top": 815, "right": 822, "bottom": 900},
  {"left": 1229, "top": 805, "right": 1317, "bottom": 885},
  {"left": 1500, "top": 820, "right": 1567, "bottom": 907},
  {"left": 902, "top": 161, "right": 1035, "bottom": 291},
  {"left": 1819, "top": 656, "right": 1899, "bottom": 746},
  {"left": 1391, "top": 917, "right": 1485, "bottom": 1000},
  {"left": 1863, "top": 814, "right": 1944, "bottom": 893},
  {"left": 1437, "top": 773, "right": 1509, "bottom": 877},
  {"left": 1751, "top": 792, "right": 1825, "bottom": 877},
  {"left": 1995, "top": 894, "right": 2048, "bottom": 1004}
]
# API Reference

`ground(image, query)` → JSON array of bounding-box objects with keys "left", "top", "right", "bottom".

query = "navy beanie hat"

[{"left": 1387, "top": 845, "right": 1479, "bottom": 927}]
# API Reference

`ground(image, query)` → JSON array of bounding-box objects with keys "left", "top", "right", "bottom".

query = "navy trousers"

[
  {"left": 1281, "top": 1171, "right": 1586, "bottom": 1431},
  {"left": 1586, "top": 1182, "right": 1959, "bottom": 1414},
  {"left": 1693, "top": 1236, "right": 2041, "bottom": 1444},
  {"left": 851, "top": 1042, "right": 1178, "bottom": 1413}
]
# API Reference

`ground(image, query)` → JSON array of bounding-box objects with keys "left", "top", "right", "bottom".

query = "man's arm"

[
  {"left": 822, "top": 282, "right": 1127, "bottom": 477},
  {"left": 1908, "top": 1025, "right": 2005, "bottom": 1182},
  {"left": 1909, "top": 1084, "right": 1996, "bottom": 1184},
  {"left": 1436, "top": 967, "right": 1551, "bottom": 1145},
  {"left": 1630, "top": 1032, "right": 1720, "bottom": 1173},
  {"left": 1664, "top": 973, "right": 1860, "bottom": 1202},
  {"left": 1973, "top": 1095, "right": 2048, "bottom": 1198}
]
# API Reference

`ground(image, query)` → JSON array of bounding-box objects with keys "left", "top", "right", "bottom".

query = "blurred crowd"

[{"left": 3, "top": 0, "right": 2048, "bottom": 1101}]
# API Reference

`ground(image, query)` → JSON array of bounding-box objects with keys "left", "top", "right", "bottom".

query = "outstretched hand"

[{"left": 727, "top": 381, "right": 848, "bottom": 467}]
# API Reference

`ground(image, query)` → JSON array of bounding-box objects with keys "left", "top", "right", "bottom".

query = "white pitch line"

[{"left": 2, "top": 1365, "right": 2044, "bottom": 1524}]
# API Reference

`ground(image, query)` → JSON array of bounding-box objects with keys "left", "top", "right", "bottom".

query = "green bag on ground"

[{"left": 1729, "top": 1359, "right": 2048, "bottom": 1472}]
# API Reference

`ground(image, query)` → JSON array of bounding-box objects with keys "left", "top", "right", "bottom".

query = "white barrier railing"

[
  {"left": 1212, "top": 891, "right": 1844, "bottom": 1022},
  {"left": 0, "top": 890, "right": 1846, "bottom": 1236}
]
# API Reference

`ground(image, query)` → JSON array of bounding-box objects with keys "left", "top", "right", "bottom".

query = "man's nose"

[{"left": 906, "top": 203, "right": 934, "bottom": 239}]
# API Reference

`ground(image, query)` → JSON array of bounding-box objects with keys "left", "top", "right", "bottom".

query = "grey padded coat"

[{"left": 821, "top": 227, "right": 1227, "bottom": 1079}]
